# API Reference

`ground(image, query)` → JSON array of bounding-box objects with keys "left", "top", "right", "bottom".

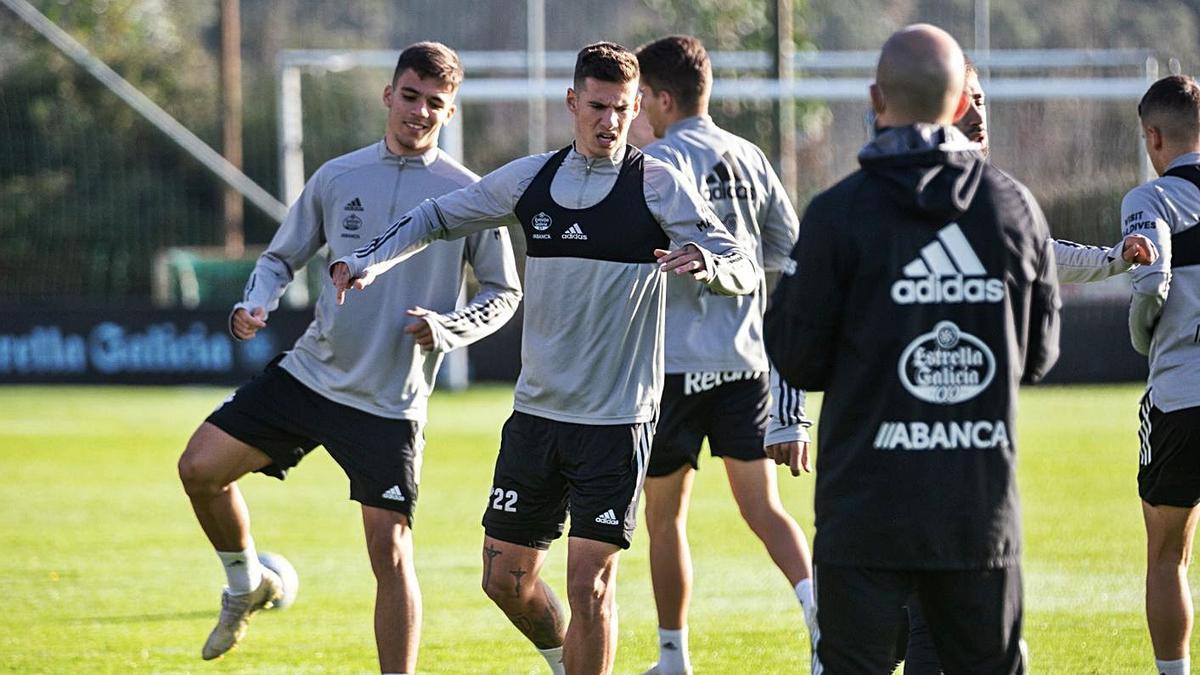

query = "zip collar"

[
  {"left": 664, "top": 114, "right": 714, "bottom": 137},
  {"left": 376, "top": 139, "right": 439, "bottom": 167},
  {"left": 567, "top": 142, "right": 624, "bottom": 172}
]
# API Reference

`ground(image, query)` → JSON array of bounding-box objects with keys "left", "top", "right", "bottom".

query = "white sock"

[
  {"left": 538, "top": 646, "right": 564, "bottom": 675},
  {"left": 795, "top": 578, "right": 817, "bottom": 634},
  {"left": 657, "top": 627, "right": 690, "bottom": 674},
  {"left": 217, "top": 540, "right": 263, "bottom": 595},
  {"left": 1156, "top": 657, "right": 1189, "bottom": 675}
]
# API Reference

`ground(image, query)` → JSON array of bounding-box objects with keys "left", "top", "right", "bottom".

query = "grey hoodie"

[{"left": 235, "top": 141, "right": 522, "bottom": 422}]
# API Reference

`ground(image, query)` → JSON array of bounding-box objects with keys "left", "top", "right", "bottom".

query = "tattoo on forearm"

[
  {"left": 509, "top": 568, "right": 527, "bottom": 595},
  {"left": 483, "top": 545, "right": 501, "bottom": 588}
]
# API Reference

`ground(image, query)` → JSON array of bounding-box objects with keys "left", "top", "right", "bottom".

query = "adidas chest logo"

[
  {"left": 344, "top": 197, "right": 364, "bottom": 212},
  {"left": 562, "top": 223, "right": 588, "bottom": 240},
  {"left": 891, "top": 223, "right": 1004, "bottom": 305}
]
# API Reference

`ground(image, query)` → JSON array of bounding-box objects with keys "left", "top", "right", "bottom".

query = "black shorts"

[
  {"left": 648, "top": 371, "right": 768, "bottom": 477},
  {"left": 482, "top": 411, "right": 653, "bottom": 550},
  {"left": 813, "top": 564, "right": 1025, "bottom": 675},
  {"left": 206, "top": 357, "right": 423, "bottom": 518},
  {"left": 1138, "top": 392, "right": 1200, "bottom": 507}
]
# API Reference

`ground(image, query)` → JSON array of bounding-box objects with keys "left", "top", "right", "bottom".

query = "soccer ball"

[{"left": 258, "top": 551, "right": 299, "bottom": 610}]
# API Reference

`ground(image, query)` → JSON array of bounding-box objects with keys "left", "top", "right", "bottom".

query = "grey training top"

[
  {"left": 337, "top": 142, "right": 759, "bottom": 425},
  {"left": 643, "top": 115, "right": 810, "bottom": 445},
  {"left": 1053, "top": 238, "right": 1134, "bottom": 283},
  {"left": 235, "top": 140, "right": 522, "bottom": 422},
  {"left": 1122, "top": 151, "right": 1200, "bottom": 412}
]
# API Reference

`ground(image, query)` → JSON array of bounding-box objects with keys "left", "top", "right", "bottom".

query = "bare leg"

[
  {"left": 1143, "top": 500, "right": 1200, "bottom": 660},
  {"left": 643, "top": 466, "right": 696, "bottom": 630},
  {"left": 481, "top": 536, "right": 567, "bottom": 650},
  {"left": 363, "top": 506, "right": 420, "bottom": 674},
  {"left": 177, "top": 422, "right": 271, "bottom": 552},
  {"left": 564, "top": 537, "right": 622, "bottom": 675},
  {"left": 723, "top": 457, "right": 812, "bottom": 586}
]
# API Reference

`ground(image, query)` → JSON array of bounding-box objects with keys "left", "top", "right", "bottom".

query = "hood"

[{"left": 858, "top": 124, "right": 985, "bottom": 221}]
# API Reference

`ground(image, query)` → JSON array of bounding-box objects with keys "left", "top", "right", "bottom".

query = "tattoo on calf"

[{"left": 510, "top": 590, "right": 566, "bottom": 649}]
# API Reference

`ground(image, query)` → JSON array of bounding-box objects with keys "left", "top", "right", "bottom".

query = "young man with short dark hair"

[
  {"left": 332, "top": 41, "right": 757, "bottom": 675},
  {"left": 177, "top": 42, "right": 521, "bottom": 673},
  {"left": 1123, "top": 74, "right": 1200, "bottom": 675},
  {"left": 634, "top": 34, "right": 815, "bottom": 675}
]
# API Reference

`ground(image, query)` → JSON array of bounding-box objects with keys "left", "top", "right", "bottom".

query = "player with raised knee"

[
  {"left": 176, "top": 42, "right": 521, "bottom": 672},
  {"left": 331, "top": 42, "right": 758, "bottom": 675},
  {"left": 1122, "top": 74, "right": 1200, "bottom": 675},
  {"left": 632, "top": 35, "right": 815, "bottom": 675}
]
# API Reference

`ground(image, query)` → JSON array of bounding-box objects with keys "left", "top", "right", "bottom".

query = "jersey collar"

[
  {"left": 376, "top": 139, "right": 440, "bottom": 167},
  {"left": 1166, "top": 151, "right": 1200, "bottom": 172}
]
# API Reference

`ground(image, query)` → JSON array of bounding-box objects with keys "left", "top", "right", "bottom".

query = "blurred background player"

[
  {"left": 633, "top": 35, "right": 815, "bottom": 675},
  {"left": 1123, "top": 74, "right": 1200, "bottom": 675},
  {"left": 331, "top": 42, "right": 757, "bottom": 675},
  {"left": 176, "top": 42, "right": 521, "bottom": 672},
  {"left": 957, "top": 58, "right": 1157, "bottom": 283},
  {"left": 767, "top": 24, "right": 1059, "bottom": 673}
]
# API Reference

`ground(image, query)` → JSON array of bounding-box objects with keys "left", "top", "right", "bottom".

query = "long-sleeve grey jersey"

[
  {"left": 1053, "top": 238, "right": 1133, "bottom": 283},
  {"left": 643, "top": 115, "right": 810, "bottom": 445},
  {"left": 337, "top": 143, "right": 759, "bottom": 425},
  {"left": 1122, "top": 152, "right": 1200, "bottom": 413},
  {"left": 235, "top": 140, "right": 521, "bottom": 422}
]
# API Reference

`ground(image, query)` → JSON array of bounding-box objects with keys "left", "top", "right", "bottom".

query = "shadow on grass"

[{"left": 61, "top": 610, "right": 212, "bottom": 624}]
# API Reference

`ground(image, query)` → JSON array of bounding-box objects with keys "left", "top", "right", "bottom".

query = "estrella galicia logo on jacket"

[
  {"left": 898, "top": 320, "right": 995, "bottom": 405},
  {"left": 891, "top": 223, "right": 1003, "bottom": 304},
  {"left": 341, "top": 213, "right": 362, "bottom": 237}
]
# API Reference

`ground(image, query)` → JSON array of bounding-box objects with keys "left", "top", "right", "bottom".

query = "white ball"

[{"left": 258, "top": 551, "right": 299, "bottom": 610}]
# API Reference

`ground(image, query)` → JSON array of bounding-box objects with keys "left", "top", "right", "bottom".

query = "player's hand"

[
  {"left": 766, "top": 440, "right": 810, "bottom": 476},
  {"left": 231, "top": 306, "right": 267, "bottom": 341},
  {"left": 1121, "top": 233, "right": 1158, "bottom": 265},
  {"left": 655, "top": 244, "right": 707, "bottom": 278},
  {"left": 404, "top": 307, "right": 435, "bottom": 351},
  {"left": 331, "top": 261, "right": 377, "bottom": 305}
]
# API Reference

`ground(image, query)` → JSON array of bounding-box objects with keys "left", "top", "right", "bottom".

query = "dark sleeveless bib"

[{"left": 514, "top": 145, "right": 667, "bottom": 264}]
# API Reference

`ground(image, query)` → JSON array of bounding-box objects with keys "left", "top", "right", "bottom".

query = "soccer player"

[
  {"left": 1123, "top": 74, "right": 1200, "bottom": 675},
  {"left": 633, "top": 35, "right": 814, "bottom": 675},
  {"left": 331, "top": 42, "right": 757, "bottom": 675},
  {"left": 956, "top": 59, "right": 1157, "bottom": 282},
  {"left": 765, "top": 24, "right": 1059, "bottom": 673},
  {"left": 176, "top": 43, "right": 522, "bottom": 673}
]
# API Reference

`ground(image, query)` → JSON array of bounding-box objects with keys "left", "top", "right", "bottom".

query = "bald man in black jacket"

[{"left": 765, "top": 24, "right": 1058, "bottom": 674}]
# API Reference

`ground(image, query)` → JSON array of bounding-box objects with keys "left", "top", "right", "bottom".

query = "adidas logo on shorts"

[
  {"left": 382, "top": 485, "right": 406, "bottom": 502},
  {"left": 594, "top": 509, "right": 619, "bottom": 525}
]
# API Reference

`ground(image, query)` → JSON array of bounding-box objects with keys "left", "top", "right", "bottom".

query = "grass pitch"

[{"left": 0, "top": 383, "right": 1187, "bottom": 673}]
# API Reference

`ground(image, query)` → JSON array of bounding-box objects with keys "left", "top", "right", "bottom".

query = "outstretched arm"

[
  {"left": 406, "top": 226, "right": 523, "bottom": 353},
  {"left": 331, "top": 155, "right": 542, "bottom": 303}
]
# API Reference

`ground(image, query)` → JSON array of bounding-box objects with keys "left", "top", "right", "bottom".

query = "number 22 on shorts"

[{"left": 490, "top": 487, "right": 518, "bottom": 512}]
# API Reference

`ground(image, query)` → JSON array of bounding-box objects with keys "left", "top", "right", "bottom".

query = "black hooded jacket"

[{"left": 765, "top": 124, "right": 1060, "bottom": 569}]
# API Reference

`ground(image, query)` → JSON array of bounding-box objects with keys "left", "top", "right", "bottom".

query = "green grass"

[{"left": 0, "top": 383, "right": 1190, "bottom": 672}]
